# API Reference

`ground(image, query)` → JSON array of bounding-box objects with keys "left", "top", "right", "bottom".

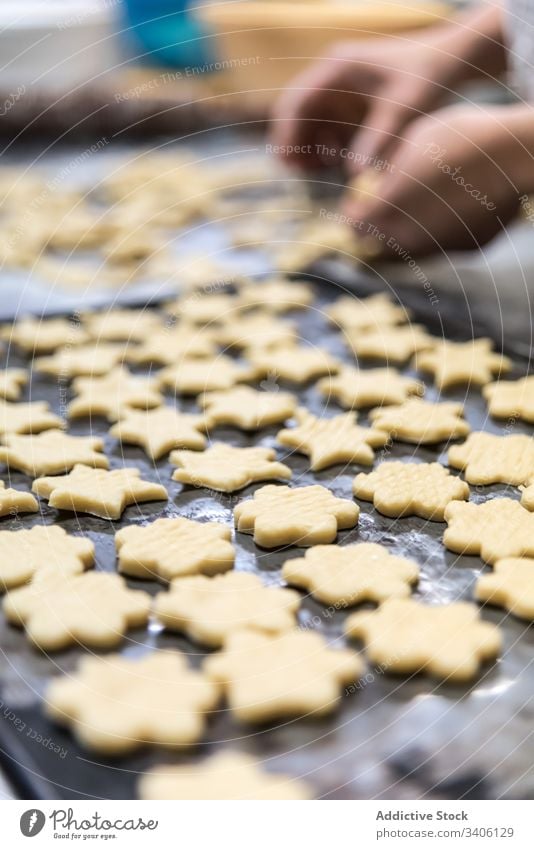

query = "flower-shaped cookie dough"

[
  {"left": 217, "top": 314, "right": 297, "bottom": 350},
  {"left": 45, "top": 651, "right": 220, "bottom": 753},
  {"left": 0, "top": 368, "right": 28, "bottom": 401},
  {"left": 116, "top": 517, "right": 235, "bottom": 581},
  {"left": 239, "top": 279, "right": 314, "bottom": 313},
  {"left": 33, "top": 465, "right": 167, "bottom": 520},
  {"left": 444, "top": 498, "right": 534, "bottom": 564},
  {"left": 171, "top": 292, "right": 244, "bottom": 325},
  {"left": 200, "top": 386, "right": 297, "bottom": 430},
  {"left": 345, "top": 324, "right": 435, "bottom": 364},
  {"left": 0, "top": 525, "right": 94, "bottom": 591},
  {"left": 483, "top": 375, "right": 534, "bottom": 424},
  {"left": 3, "top": 571, "right": 151, "bottom": 650},
  {"left": 155, "top": 571, "right": 300, "bottom": 647},
  {"left": 317, "top": 367, "right": 423, "bottom": 410},
  {"left": 475, "top": 557, "right": 534, "bottom": 620},
  {"left": 139, "top": 752, "right": 312, "bottom": 800},
  {"left": 249, "top": 346, "right": 340, "bottom": 384},
  {"left": 345, "top": 599, "right": 501, "bottom": 681},
  {"left": 448, "top": 432, "right": 534, "bottom": 486},
  {"left": 0, "top": 430, "right": 108, "bottom": 475},
  {"left": 35, "top": 344, "right": 126, "bottom": 378},
  {"left": 234, "top": 484, "right": 359, "bottom": 547},
  {"left": 417, "top": 338, "right": 511, "bottom": 389},
  {"left": 110, "top": 406, "right": 209, "bottom": 460},
  {"left": 353, "top": 461, "right": 469, "bottom": 520},
  {"left": 277, "top": 408, "right": 389, "bottom": 470},
  {"left": 67, "top": 366, "right": 163, "bottom": 422},
  {"left": 0, "top": 481, "right": 37, "bottom": 519},
  {"left": 282, "top": 543, "right": 419, "bottom": 606},
  {"left": 83, "top": 308, "right": 161, "bottom": 342},
  {"left": 369, "top": 399, "right": 470, "bottom": 444},
  {"left": 126, "top": 324, "right": 216, "bottom": 365},
  {"left": 171, "top": 444, "right": 292, "bottom": 492},
  {"left": 158, "top": 355, "right": 257, "bottom": 395},
  {"left": 1, "top": 317, "right": 89, "bottom": 354},
  {"left": 0, "top": 400, "right": 63, "bottom": 436},
  {"left": 326, "top": 293, "right": 409, "bottom": 332},
  {"left": 204, "top": 629, "right": 362, "bottom": 722}
]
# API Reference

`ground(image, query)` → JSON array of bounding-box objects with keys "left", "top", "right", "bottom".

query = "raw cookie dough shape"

[
  {"left": 475, "top": 557, "right": 534, "bottom": 620},
  {"left": 483, "top": 375, "right": 534, "bottom": 423},
  {"left": 0, "top": 368, "right": 28, "bottom": 401},
  {"left": 110, "top": 406, "right": 209, "bottom": 459},
  {"left": 139, "top": 751, "right": 312, "bottom": 800},
  {"left": 282, "top": 543, "right": 419, "bottom": 606},
  {"left": 217, "top": 314, "right": 297, "bottom": 351},
  {"left": 345, "top": 598, "right": 501, "bottom": 681},
  {"left": 126, "top": 325, "right": 216, "bottom": 365},
  {"left": 200, "top": 386, "right": 297, "bottom": 430},
  {"left": 234, "top": 484, "right": 359, "bottom": 547},
  {"left": 45, "top": 651, "right": 220, "bottom": 754},
  {"left": 0, "top": 525, "right": 94, "bottom": 591},
  {"left": 116, "top": 517, "right": 235, "bottom": 581},
  {"left": 353, "top": 461, "right": 469, "bottom": 520},
  {"left": 326, "top": 293, "right": 409, "bottom": 332},
  {"left": 204, "top": 629, "right": 362, "bottom": 722},
  {"left": 417, "top": 338, "right": 511, "bottom": 389},
  {"left": 158, "top": 355, "right": 257, "bottom": 395},
  {"left": 249, "top": 346, "right": 340, "bottom": 384},
  {"left": 171, "top": 443, "right": 292, "bottom": 492},
  {"left": 277, "top": 408, "right": 389, "bottom": 470},
  {"left": 155, "top": 571, "right": 300, "bottom": 647},
  {"left": 0, "top": 430, "right": 108, "bottom": 475},
  {"left": 0, "top": 400, "right": 63, "bottom": 435},
  {"left": 239, "top": 279, "right": 314, "bottom": 313},
  {"left": 0, "top": 481, "right": 38, "bottom": 518},
  {"left": 443, "top": 498, "right": 534, "bottom": 564},
  {"left": 1, "top": 317, "right": 89, "bottom": 354},
  {"left": 346, "top": 324, "right": 435, "bottom": 364},
  {"left": 83, "top": 308, "right": 161, "bottom": 342},
  {"left": 170, "top": 292, "right": 244, "bottom": 325},
  {"left": 448, "top": 432, "right": 534, "bottom": 485},
  {"left": 3, "top": 571, "right": 151, "bottom": 650},
  {"left": 68, "top": 367, "right": 163, "bottom": 422},
  {"left": 317, "top": 366, "right": 424, "bottom": 410},
  {"left": 34, "top": 344, "right": 126, "bottom": 378},
  {"left": 369, "top": 399, "right": 470, "bottom": 444},
  {"left": 33, "top": 465, "right": 167, "bottom": 520}
]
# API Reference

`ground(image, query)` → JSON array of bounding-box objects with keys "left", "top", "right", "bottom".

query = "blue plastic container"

[{"left": 122, "top": 0, "right": 214, "bottom": 68}]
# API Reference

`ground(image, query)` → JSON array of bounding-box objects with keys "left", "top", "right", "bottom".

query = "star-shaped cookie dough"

[
  {"left": 234, "top": 484, "right": 359, "bottom": 547},
  {"left": 444, "top": 498, "right": 534, "bottom": 564},
  {"left": 0, "top": 525, "right": 94, "bottom": 591},
  {"left": 1, "top": 317, "right": 89, "bottom": 354},
  {"left": 139, "top": 752, "right": 312, "bottom": 800},
  {"left": 0, "top": 400, "right": 63, "bottom": 435},
  {"left": 317, "top": 366, "right": 424, "bottom": 410},
  {"left": 83, "top": 308, "right": 161, "bottom": 342},
  {"left": 45, "top": 651, "right": 220, "bottom": 753},
  {"left": 171, "top": 443, "right": 292, "bottom": 492},
  {"left": 326, "top": 293, "right": 409, "bottom": 331},
  {"left": 346, "top": 324, "right": 435, "bottom": 364},
  {"left": 126, "top": 324, "right": 216, "bottom": 365},
  {"left": 483, "top": 375, "right": 534, "bottom": 424},
  {"left": 0, "top": 368, "right": 28, "bottom": 401},
  {"left": 249, "top": 346, "right": 340, "bottom": 384},
  {"left": 239, "top": 279, "right": 314, "bottom": 313},
  {"left": 369, "top": 399, "right": 470, "bottom": 444},
  {"left": 4, "top": 571, "right": 151, "bottom": 650},
  {"left": 476, "top": 557, "right": 534, "bottom": 620},
  {"left": 217, "top": 314, "right": 297, "bottom": 351},
  {"left": 67, "top": 366, "right": 163, "bottom": 421},
  {"left": 282, "top": 543, "right": 419, "bottom": 606},
  {"left": 417, "top": 338, "right": 511, "bottom": 389},
  {"left": 0, "top": 430, "right": 108, "bottom": 475},
  {"left": 448, "top": 432, "right": 534, "bottom": 486},
  {"left": 171, "top": 292, "right": 244, "bottom": 325},
  {"left": 345, "top": 599, "right": 501, "bottom": 681},
  {"left": 155, "top": 571, "right": 300, "bottom": 647},
  {"left": 110, "top": 406, "right": 209, "bottom": 460},
  {"left": 0, "top": 481, "right": 38, "bottom": 518},
  {"left": 35, "top": 343, "right": 126, "bottom": 378},
  {"left": 158, "top": 355, "right": 257, "bottom": 395},
  {"left": 33, "top": 465, "right": 167, "bottom": 520},
  {"left": 116, "top": 517, "right": 235, "bottom": 581},
  {"left": 205, "top": 629, "right": 361, "bottom": 722},
  {"left": 354, "top": 461, "right": 469, "bottom": 520},
  {"left": 200, "top": 386, "right": 297, "bottom": 430}
]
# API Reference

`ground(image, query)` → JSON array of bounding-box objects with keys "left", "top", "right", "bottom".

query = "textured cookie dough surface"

[
  {"left": 110, "top": 406, "right": 209, "bottom": 459},
  {"left": 249, "top": 346, "right": 340, "bottom": 384},
  {"left": 369, "top": 399, "right": 470, "bottom": 444},
  {"left": 317, "top": 367, "right": 424, "bottom": 410},
  {"left": 217, "top": 314, "right": 296, "bottom": 350},
  {"left": 0, "top": 430, "right": 108, "bottom": 475},
  {"left": 171, "top": 292, "right": 243, "bottom": 325},
  {"left": 116, "top": 517, "right": 235, "bottom": 581},
  {"left": 35, "top": 343, "right": 126, "bottom": 378},
  {"left": 83, "top": 309, "right": 161, "bottom": 342},
  {"left": 0, "top": 400, "right": 63, "bottom": 435},
  {"left": 483, "top": 375, "right": 534, "bottom": 423},
  {"left": 126, "top": 325, "right": 216, "bottom": 365},
  {"left": 475, "top": 557, "right": 534, "bottom": 620},
  {"left": 0, "top": 368, "right": 28, "bottom": 401},
  {"left": 45, "top": 651, "right": 220, "bottom": 753},
  {"left": 33, "top": 465, "right": 167, "bottom": 520},
  {"left": 282, "top": 543, "right": 419, "bottom": 606},
  {"left": 443, "top": 498, "right": 534, "bottom": 563},
  {"left": 68, "top": 367, "right": 163, "bottom": 421},
  {"left": 448, "top": 432, "right": 534, "bottom": 485},
  {"left": 139, "top": 751, "right": 312, "bottom": 800},
  {"left": 326, "top": 293, "right": 409, "bottom": 331},
  {"left": 345, "top": 599, "right": 501, "bottom": 681},
  {"left": 346, "top": 324, "right": 435, "bottom": 364},
  {"left": 354, "top": 461, "right": 469, "bottom": 520},
  {"left": 417, "top": 338, "right": 511, "bottom": 389},
  {"left": 155, "top": 571, "right": 300, "bottom": 647},
  {"left": 1, "top": 317, "right": 89, "bottom": 353},
  {"left": 158, "top": 355, "right": 257, "bottom": 395},
  {"left": 239, "top": 279, "right": 314, "bottom": 313},
  {"left": 3, "top": 571, "right": 151, "bottom": 650},
  {"left": 171, "top": 443, "right": 292, "bottom": 492},
  {"left": 0, "top": 481, "right": 38, "bottom": 518},
  {"left": 234, "top": 484, "right": 360, "bottom": 547},
  {"left": 200, "top": 386, "right": 297, "bottom": 430},
  {"left": 277, "top": 408, "right": 389, "bottom": 470},
  {"left": 204, "top": 629, "right": 362, "bottom": 722},
  {"left": 0, "top": 525, "right": 94, "bottom": 591}
]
